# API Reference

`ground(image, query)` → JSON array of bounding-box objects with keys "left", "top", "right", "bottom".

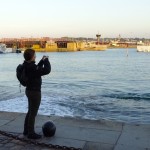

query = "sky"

[{"left": 0, "top": 0, "right": 150, "bottom": 38}]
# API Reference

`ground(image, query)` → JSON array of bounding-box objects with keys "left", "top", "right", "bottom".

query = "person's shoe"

[
  {"left": 23, "top": 131, "right": 28, "bottom": 136},
  {"left": 27, "top": 133, "right": 42, "bottom": 139}
]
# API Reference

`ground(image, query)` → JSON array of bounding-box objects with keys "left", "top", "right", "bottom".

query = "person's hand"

[
  {"left": 42, "top": 56, "right": 46, "bottom": 60},
  {"left": 42, "top": 56, "right": 49, "bottom": 60}
]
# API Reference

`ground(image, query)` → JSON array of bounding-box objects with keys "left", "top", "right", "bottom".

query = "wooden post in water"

[{"left": 126, "top": 43, "right": 128, "bottom": 57}]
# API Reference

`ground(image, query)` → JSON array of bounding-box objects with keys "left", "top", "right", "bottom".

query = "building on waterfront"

[
  {"left": 0, "top": 35, "right": 108, "bottom": 52},
  {"left": 44, "top": 34, "right": 107, "bottom": 52}
]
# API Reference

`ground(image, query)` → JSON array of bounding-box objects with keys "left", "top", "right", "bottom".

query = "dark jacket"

[{"left": 23, "top": 58, "right": 51, "bottom": 91}]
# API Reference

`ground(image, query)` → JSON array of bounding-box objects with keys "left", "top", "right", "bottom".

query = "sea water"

[{"left": 0, "top": 49, "right": 150, "bottom": 124}]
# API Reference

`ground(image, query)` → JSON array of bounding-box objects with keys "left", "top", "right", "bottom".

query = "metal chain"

[{"left": 0, "top": 130, "right": 82, "bottom": 150}]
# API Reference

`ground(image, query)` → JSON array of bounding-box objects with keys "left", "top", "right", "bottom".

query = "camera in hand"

[{"left": 43, "top": 56, "right": 49, "bottom": 60}]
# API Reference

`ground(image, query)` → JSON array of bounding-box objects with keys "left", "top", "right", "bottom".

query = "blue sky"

[{"left": 0, "top": 0, "right": 150, "bottom": 38}]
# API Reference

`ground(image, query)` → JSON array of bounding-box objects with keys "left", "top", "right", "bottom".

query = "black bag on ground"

[{"left": 16, "top": 64, "right": 28, "bottom": 87}]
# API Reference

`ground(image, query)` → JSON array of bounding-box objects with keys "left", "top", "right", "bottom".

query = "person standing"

[{"left": 22, "top": 49, "right": 51, "bottom": 139}]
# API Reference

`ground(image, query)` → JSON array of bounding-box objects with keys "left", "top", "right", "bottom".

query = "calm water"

[{"left": 0, "top": 49, "right": 150, "bottom": 124}]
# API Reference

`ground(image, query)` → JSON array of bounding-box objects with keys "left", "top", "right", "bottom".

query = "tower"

[
  {"left": 118, "top": 34, "right": 121, "bottom": 41},
  {"left": 96, "top": 34, "right": 101, "bottom": 44}
]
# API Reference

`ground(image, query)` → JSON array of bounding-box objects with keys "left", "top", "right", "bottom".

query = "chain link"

[{"left": 0, "top": 130, "right": 82, "bottom": 150}]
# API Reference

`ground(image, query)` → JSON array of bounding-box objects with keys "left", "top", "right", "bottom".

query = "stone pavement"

[{"left": 0, "top": 111, "right": 150, "bottom": 150}]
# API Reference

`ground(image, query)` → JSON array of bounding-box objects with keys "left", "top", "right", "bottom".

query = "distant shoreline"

[{"left": 17, "top": 46, "right": 136, "bottom": 53}]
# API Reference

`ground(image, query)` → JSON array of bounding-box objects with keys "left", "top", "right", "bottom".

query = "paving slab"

[
  {"left": 35, "top": 115, "right": 52, "bottom": 127},
  {"left": 0, "top": 111, "right": 21, "bottom": 120},
  {"left": 83, "top": 142, "right": 114, "bottom": 150},
  {"left": 123, "top": 123, "right": 150, "bottom": 133},
  {"left": 40, "top": 136, "right": 85, "bottom": 149},
  {"left": 50, "top": 116, "right": 123, "bottom": 131},
  {"left": 54, "top": 124, "right": 120, "bottom": 144},
  {"left": 116, "top": 124, "right": 150, "bottom": 149},
  {"left": 0, "top": 120, "right": 11, "bottom": 127},
  {"left": 114, "top": 144, "right": 150, "bottom": 150},
  {"left": 5, "top": 115, "right": 24, "bottom": 127},
  {"left": 0, "top": 125, "right": 23, "bottom": 133}
]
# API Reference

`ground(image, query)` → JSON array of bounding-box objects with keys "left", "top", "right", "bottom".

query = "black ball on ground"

[{"left": 42, "top": 121, "right": 56, "bottom": 137}]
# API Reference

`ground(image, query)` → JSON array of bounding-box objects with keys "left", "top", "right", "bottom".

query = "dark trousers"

[{"left": 24, "top": 89, "right": 41, "bottom": 134}]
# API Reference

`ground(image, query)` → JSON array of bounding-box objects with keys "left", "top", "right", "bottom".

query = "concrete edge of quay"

[{"left": 0, "top": 111, "right": 150, "bottom": 150}]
